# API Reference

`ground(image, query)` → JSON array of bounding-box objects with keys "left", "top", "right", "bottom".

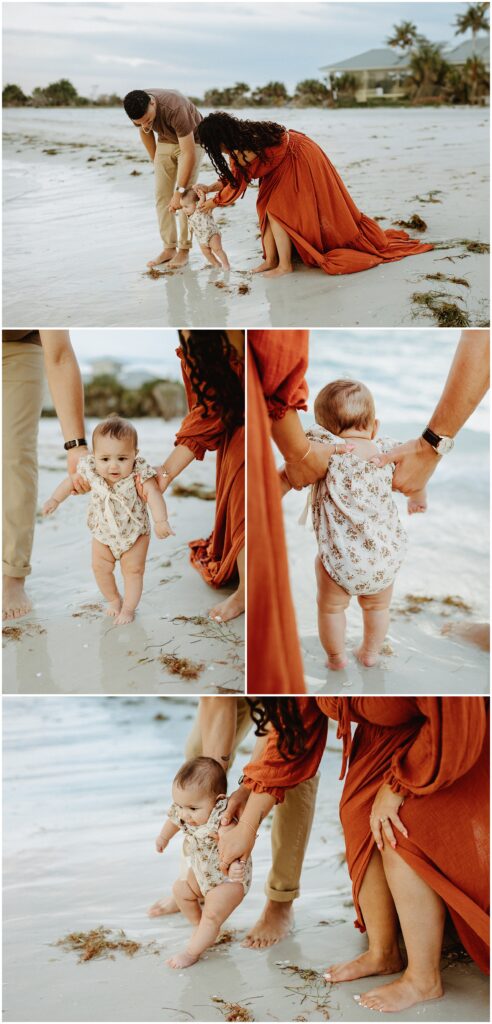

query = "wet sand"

[
  {"left": 3, "top": 696, "right": 488, "bottom": 1023},
  {"left": 3, "top": 106, "right": 489, "bottom": 328},
  {"left": 2, "top": 419, "right": 244, "bottom": 694}
]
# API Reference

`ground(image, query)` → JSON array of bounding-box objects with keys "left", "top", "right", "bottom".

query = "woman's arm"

[
  {"left": 218, "top": 791, "right": 276, "bottom": 873},
  {"left": 273, "top": 411, "right": 353, "bottom": 488},
  {"left": 154, "top": 444, "right": 196, "bottom": 493},
  {"left": 40, "top": 330, "right": 90, "bottom": 493}
]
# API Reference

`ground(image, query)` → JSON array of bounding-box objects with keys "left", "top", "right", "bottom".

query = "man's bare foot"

[
  {"left": 166, "top": 950, "right": 199, "bottom": 969},
  {"left": 147, "top": 248, "right": 177, "bottom": 267},
  {"left": 209, "top": 588, "right": 245, "bottom": 623},
  {"left": 326, "top": 653, "right": 348, "bottom": 671},
  {"left": 106, "top": 597, "right": 122, "bottom": 618},
  {"left": 263, "top": 264, "right": 293, "bottom": 278},
  {"left": 356, "top": 971, "right": 443, "bottom": 1012},
  {"left": 251, "top": 260, "right": 278, "bottom": 274},
  {"left": 441, "top": 621, "right": 490, "bottom": 652},
  {"left": 242, "top": 900, "right": 293, "bottom": 949},
  {"left": 355, "top": 645, "right": 379, "bottom": 668},
  {"left": 3, "top": 577, "right": 32, "bottom": 621},
  {"left": 148, "top": 896, "right": 180, "bottom": 918},
  {"left": 324, "top": 947, "right": 404, "bottom": 984},
  {"left": 168, "top": 250, "right": 189, "bottom": 269},
  {"left": 115, "top": 605, "right": 135, "bottom": 625}
]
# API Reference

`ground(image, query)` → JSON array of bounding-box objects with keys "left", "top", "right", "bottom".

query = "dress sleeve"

[
  {"left": 134, "top": 456, "right": 156, "bottom": 484},
  {"left": 213, "top": 157, "right": 250, "bottom": 207},
  {"left": 385, "top": 697, "right": 488, "bottom": 797},
  {"left": 242, "top": 698, "right": 328, "bottom": 803},
  {"left": 77, "top": 455, "right": 94, "bottom": 484},
  {"left": 248, "top": 331, "right": 309, "bottom": 421},
  {"left": 167, "top": 803, "right": 182, "bottom": 827},
  {"left": 175, "top": 351, "right": 227, "bottom": 461}
]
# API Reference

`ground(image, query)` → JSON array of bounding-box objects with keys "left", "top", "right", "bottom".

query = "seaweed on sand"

[
  {"left": 238, "top": 284, "right": 250, "bottom": 295},
  {"left": 212, "top": 997, "right": 254, "bottom": 1022},
  {"left": 465, "top": 240, "right": 489, "bottom": 254},
  {"left": 3, "top": 623, "right": 46, "bottom": 641},
  {"left": 55, "top": 926, "right": 144, "bottom": 962},
  {"left": 413, "top": 190, "right": 442, "bottom": 203},
  {"left": 425, "top": 272, "right": 469, "bottom": 288},
  {"left": 172, "top": 481, "right": 216, "bottom": 501},
  {"left": 172, "top": 614, "right": 211, "bottom": 626},
  {"left": 411, "top": 290, "right": 470, "bottom": 328},
  {"left": 278, "top": 964, "right": 333, "bottom": 1020},
  {"left": 214, "top": 929, "right": 236, "bottom": 946},
  {"left": 392, "top": 214, "right": 427, "bottom": 231},
  {"left": 159, "top": 654, "right": 204, "bottom": 679}
]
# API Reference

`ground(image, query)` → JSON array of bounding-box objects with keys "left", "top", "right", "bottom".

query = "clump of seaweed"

[
  {"left": 159, "top": 654, "right": 204, "bottom": 679},
  {"left": 413, "top": 190, "right": 442, "bottom": 204},
  {"left": 466, "top": 240, "right": 489, "bottom": 254},
  {"left": 393, "top": 214, "right": 427, "bottom": 231},
  {"left": 2, "top": 626, "right": 23, "bottom": 641},
  {"left": 411, "top": 291, "right": 470, "bottom": 328},
  {"left": 441, "top": 595, "right": 472, "bottom": 612},
  {"left": 72, "top": 603, "right": 103, "bottom": 618},
  {"left": 214, "top": 928, "right": 236, "bottom": 946},
  {"left": 279, "top": 964, "right": 332, "bottom": 1020},
  {"left": 425, "top": 272, "right": 469, "bottom": 288},
  {"left": 172, "top": 482, "right": 216, "bottom": 501},
  {"left": 173, "top": 614, "right": 211, "bottom": 626},
  {"left": 238, "top": 283, "right": 250, "bottom": 295},
  {"left": 212, "top": 997, "right": 254, "bottom": 1021},
  {"left": 55, "top": 926, "right": 143, "bottom": 962},
  {"left": 130, "top": 169, "right": 141, "bottom": 176}
]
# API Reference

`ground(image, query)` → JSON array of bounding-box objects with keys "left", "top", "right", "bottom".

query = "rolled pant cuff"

[
  {"left": 3, "top": 562, "right": 31, "bottom": 578},
  {"left": 264, "top": 886, "right": 299, "bottom": 902}
]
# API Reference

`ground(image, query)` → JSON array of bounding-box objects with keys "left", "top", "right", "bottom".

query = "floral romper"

[
  {"left": 306, "top": 424, "right": 407, "bottom": 595},
  {"left": 78, "top": 454, "right": 156, "bottom": 559},
  {"left": 187, "top": 209, "right": 219, "bottom": 245},
  {"left": 168, "top": 796, "right": 252, "bottom": 896}
]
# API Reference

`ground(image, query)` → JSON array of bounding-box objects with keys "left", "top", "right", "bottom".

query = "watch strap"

[
  {"left": 64, "top": 438, "right": 87, "bottom": 451},
  {"left": 421, "top": 427, "right": 441, "bottom": 450}
]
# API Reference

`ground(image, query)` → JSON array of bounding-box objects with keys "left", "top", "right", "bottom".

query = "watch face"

[{"left": 436, "top": 436, "right": 454, "bottom": 455}]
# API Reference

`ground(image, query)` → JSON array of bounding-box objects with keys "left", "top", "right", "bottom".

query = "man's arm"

[
  {"left": 168, "top": 132, "right": 197, "bottom": 211},
  {"left": 39, "top": 331, "right": 89, "bottom": 493},
  {"left": 199, "top": 697, "right": 238, "bottom": 765},
  {"left": 140, "top": 127, "right": 156, "bottom": 161}
]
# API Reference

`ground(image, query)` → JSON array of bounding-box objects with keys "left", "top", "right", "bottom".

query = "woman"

[
  {"left": 154, "top": 330, "right": 244, "bottom": 622},
  {"left": 218, "top": 697, "right": 489, "bottom": 1013},
  {"left": 196, "top": 113, "right": 433, "bottom": 278}
]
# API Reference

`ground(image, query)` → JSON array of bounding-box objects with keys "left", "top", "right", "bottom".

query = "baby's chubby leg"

[
  {"left": 117, "top": 533, "right": 150, "bottom": 625},
  {"left": 210, "top": 233, "right": 230, "bottom": 271},
  {"left": 167, "top": 879, "right": 244, "bottom": 970},
  {"left": 91, "top": 539, "right": 121, "bottom": 616},
  {"left": 357, "top": 583, "right": 394, "bottom": 667},
  {"left": 315, "top": 555, "right": 350, "bottom": 670},
  {"left": 199, "top": 242, "right": 221, "bottom": 267}
]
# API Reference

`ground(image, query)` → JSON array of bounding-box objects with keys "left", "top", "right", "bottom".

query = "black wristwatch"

[
  {"left": 64, "top": 438, "right": 88, "bottom": 451},
  {"left": 421, "top": 427, "right": 454, "bottom": 456}
]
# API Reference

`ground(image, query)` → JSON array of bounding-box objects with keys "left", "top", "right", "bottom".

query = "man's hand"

[
  {"left": 372, "top": 436, "right": 439, "bottom": 496},
  {"left": 66, "top": 446, "right": 91, "bottom": 494},
  {"left": 220, "top": 785, "right": 250, "bottom": 826}
]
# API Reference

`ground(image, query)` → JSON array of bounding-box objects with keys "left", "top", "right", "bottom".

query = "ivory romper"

[
  {"left": 78, "top": 454, "right": 156, "bottom": 559},
  {"left": 168, "top": 796, "right": 252, "bottom": 896},
  {"left": 307, "top": 424, "right": 407, "bottom": 595},
  {"left": 187, "top": 209, "right": 220, "bottom": 245}
]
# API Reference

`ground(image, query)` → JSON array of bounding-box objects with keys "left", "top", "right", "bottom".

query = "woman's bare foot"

[
  {"left": 441, "top": 621, "right": 490, "bottom": 652},
  {"left": 168, "top": 251, "right": 189, "bottom": 269},
  {"left": 326, "top": 653, "right": 348, "bottom": 671},
  {"left": 115, "top": 605, "right": 135, "bottom": 625},
  {"left": 147, "top": 248, "right": 177, "bottom": 267},
  {"left": 106, "top": 597, "right": 122, "bottom": 618},
  {"left": 263, "top": 264, "right": 293, "bottom": 278},
  {"left": 3, "top": 577, "right": 32, "bottom": 621},
  {"left": 324, "top": 947, "right": 404, "bottom": 984},
  {"left": 251, "top": 260, "right": 278, "bottom": 274},
  {"left": 148, "top": 896, "right": 180, "bottom": 918},
  {"left": 355, "top": 645, "right": 379, "bottom": 668},
  {"left": 242, "top": 900, "right": 293, "bottom": 949},
  {"left": 209, "top": 588, "right": 245, "bottom": 623},
  {"left": 356, "top": 971, "right": 443, "bottom": 1013},
  {"left": 166, "top": 950, "right": 199, "bottom": 969}
]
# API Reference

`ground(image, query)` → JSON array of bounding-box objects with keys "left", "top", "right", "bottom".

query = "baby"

[
  {"left": 43, "top": 415, "right": 174, "bottom": 625},
  {"left": 180, "top": 187, "right": 230, "bottom": 270},
  {"left": 289, "top": 380, "right": 427, "bottom": 669},
  {"left": 156, "top": 756, "right": 251, "bottom": 969}
]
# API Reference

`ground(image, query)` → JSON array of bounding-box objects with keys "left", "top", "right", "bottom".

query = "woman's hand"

[
  {"left": 285, "top": 440, "right": 354, "bottom": 490},
  {"left": 218, "top": 820, "right": 256, "bottom": 875},
  {"left": 370, "top": 783, "right": 408, "bottom": 851},
  {"left": 194, "top": 183, "right": 210, "bottom": 198},
  {"left": 197, "top": 197, "right": 216, "bottom": 213}
]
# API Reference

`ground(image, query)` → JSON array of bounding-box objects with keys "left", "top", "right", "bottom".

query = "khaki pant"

[
  {"left": 2, "top": 342, "right": 44, "bottom": 578},
  {"left": 185, "top": 698, "right": 320, "bottom": 902},
  {"left": 154, "top": 142, "right": 204, "bottom": 250}
]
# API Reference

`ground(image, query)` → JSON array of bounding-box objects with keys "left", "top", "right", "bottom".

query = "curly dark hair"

[
  {"left": 178, "top": 330, "right": 244, "bottom": 433},
  {"left": 245, "top": 699, "right": 307, "bottom": 760},
  {"left": 197, "top": 112, "right": 286, "bottom": 186}
]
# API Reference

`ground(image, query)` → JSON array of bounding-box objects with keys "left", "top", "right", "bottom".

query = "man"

[{"left": 123, "top": 89, "right": 204, "bottom": 269}]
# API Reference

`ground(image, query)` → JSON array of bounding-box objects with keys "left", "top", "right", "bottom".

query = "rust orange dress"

[
  {"left": 174, "top": 347, "right": 244, "bottom": 587},
  {"left": 247, "top": 331, "right": 309, "bottom": 693},
  {"left": 244, "top": 697, "right": 490, "bottom": 973},
  {"left": 214, "top": 131, "right": 433, "bottom": 274}
]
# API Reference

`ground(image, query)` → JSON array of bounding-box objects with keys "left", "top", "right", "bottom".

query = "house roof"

[{"left": 321, "top": 36, "right": 489, "bottom": 73}]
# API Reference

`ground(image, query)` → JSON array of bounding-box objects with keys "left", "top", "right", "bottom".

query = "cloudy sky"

[{"left": 3, "top": 1, "right": 474, "bottom": 98}]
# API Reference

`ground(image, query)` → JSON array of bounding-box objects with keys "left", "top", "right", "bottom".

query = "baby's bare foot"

[
  {"left": 106, "top": 597, "right": 122, "bottom": 618},
  {"left": 408, "top": 498, "right": 427, "bottom": 515},
  {"left": 166, "top": 950, "right": 199, "bottom": 969},
  {"left": 326, "top": 653, "right": 348, "bottom": 671},
  {"left": 115, "top": 605, "right": 135, "bottom": 625},
  {"left": 148, "top": 896, "right": 179, "bottom": 918},
  {"left": 356, "top": 646, "right": 379, "bottom": 668}
]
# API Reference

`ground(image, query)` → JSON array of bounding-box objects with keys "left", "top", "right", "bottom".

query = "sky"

[{"left": 3, "top": 1, "right": 477, "bottom": 97}]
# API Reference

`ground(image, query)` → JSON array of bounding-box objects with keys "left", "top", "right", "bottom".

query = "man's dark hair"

[{"left": 123, "top": 90, "right": 151, "bottom": 121}]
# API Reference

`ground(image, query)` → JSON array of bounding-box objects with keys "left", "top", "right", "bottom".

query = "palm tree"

[
  {"left": 463, "top": 55, "right": 490, "bottom": 102},
  {"left": 455, "top": 3, "right": 490, "bottom": 53},
  {"left": 386, "top": 21, "right": 419, "bottom": 52},
  {"left": 408, "top": 39, "right": 450, "bottom": 101}
]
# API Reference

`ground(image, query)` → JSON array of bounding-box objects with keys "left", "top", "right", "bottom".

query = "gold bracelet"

[
  {"left": 285, "top": 443, "right": 311, "bottom": 466},
  {"left": 240, "top": 818, "right": 259, "bottom": 839}
]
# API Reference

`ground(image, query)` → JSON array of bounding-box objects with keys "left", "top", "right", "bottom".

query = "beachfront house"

[{"left": 321, "top": 36, "right": 490, "bottom": 102}]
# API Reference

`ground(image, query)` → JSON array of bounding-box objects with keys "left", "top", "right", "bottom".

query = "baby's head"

[
  {"left": 314, "top": 379, "right": 378, "bottom": 439},
  {"left": 180, "top": 187, "right": 199, "bottom": 216},
  {"left": 92, "top": 415, "right": 138, "bottom": 483},
  {"left": 172, "top": 756, "right": 227, "bottom": 826}
]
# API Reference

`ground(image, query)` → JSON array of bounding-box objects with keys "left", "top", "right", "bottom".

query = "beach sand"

[
  {"left": 3, "top": 696, "right": 488, "bottom": 1023},
  {"left": 3, "top": 106, "right": 489, "bottom": 328},
  {"left": 2, "top": 419, "right": 244, "bottom": 694}
]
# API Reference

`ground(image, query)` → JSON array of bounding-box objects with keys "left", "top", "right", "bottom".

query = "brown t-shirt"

[
  {"left": 3, "top": 329, "right": 41, "bottom": 345},
  {"left": 147, "top": 89, "right": 202, "bottom": 144}
]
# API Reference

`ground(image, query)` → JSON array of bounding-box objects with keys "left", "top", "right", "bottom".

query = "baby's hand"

[
  {"left": 154, "top": 519, "right": 175, "bottom": 539},
  {"left": 155, "top": 833, "right": 168, "bottom": 853},
  {"left": 278, "top": 465, "right": 292, "bottom": 498},
  {"left": 407, "top": 492, "right": 427, "bottom": 515},
  {"left": 42, "top": 498, "right": 59, "bottom": 516},
  {"left": 228, "top": 859, "right": 246, "bottom": 882}
]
